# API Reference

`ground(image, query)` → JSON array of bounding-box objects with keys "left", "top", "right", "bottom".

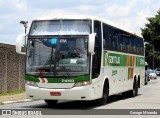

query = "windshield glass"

[
  {"left": 30, "top": 20, "right": 91, "bottom": 35},
  {"left": 26, "top": 37, "right": 89, "bottom": 77},
  {"left": 156, "top": 68, "right": 160, "bottom": 71},
  {"left": 149, "top": 70, "right": 155, "bottom": 73}
]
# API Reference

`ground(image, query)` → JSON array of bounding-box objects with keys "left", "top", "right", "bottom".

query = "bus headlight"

[
  {"left": 25, "top": 80, "right": 38, "bottom": 87},
  {"left": 74, "top": 81, "right": 91, "bottom": 87}
]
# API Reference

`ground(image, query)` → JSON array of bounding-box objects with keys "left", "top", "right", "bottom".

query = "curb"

[{"left": 1, "top": 99, "right": 33, "bottom": 105}]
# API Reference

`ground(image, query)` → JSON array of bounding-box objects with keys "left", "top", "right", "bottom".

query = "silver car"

[
  {"left": 155, "top": 68, "right": 160, "bottom": 76},
  {"left": 149, "top": 70, "right": 157, "bottom": 79}
]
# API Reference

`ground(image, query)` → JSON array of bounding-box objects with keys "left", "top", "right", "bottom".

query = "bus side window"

[
  {"left": 142, "top": 39, "right": 144, "bottom": 55},
  {"left": 139, "top": 38, "right": 144, "bottom": 55},
  {"left": 126, "top": 37, "right": 130, "bottom": 53},
  {"left": 111, "top": 27, "right": 119, "bottom": 51},
  {"left": 111, "top": 36, "right": 115, "bottom": 50},
  {"left": 123, "top": 37, "right": 127, "bottom": 53},
  {"left": 108, "top": 34, "right": 112, "bottom": 50},
  {"left": 129, "top": 37, "right": 132, "bottom": 53},
  {"left": 103, "top": 24, "right": 111, "bottom": 50},
  {"left": 108, "top": 26, "right": 113, "bottom": 50},
  {"left": 113, "top": 36, "right": 118, "bottom": 51},
  {"left": 103, "top": 24, "right": 108, "bottom": 50},
  {"left": 103, "top": 39, "right": 106, "bottom": 49},
  {"left": 139, "top": 38, "right": 143, "bottom": 55},
  {"left": 114, "top": 29, "right": 120, "bottom": 51},
  {"left": 134, "top": 38, "right": 140, "bottom": 54},
  {"left": 119, "top": 35, "right": 123, "bottom": 51}
]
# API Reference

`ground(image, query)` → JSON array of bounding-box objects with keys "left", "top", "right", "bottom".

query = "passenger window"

[{"left": 119, "top": 35, "right": 123, "bottom": 51}]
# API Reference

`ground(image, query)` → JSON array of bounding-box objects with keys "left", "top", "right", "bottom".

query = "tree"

[{"left": 141, "top": 9, "right": 160, "bottom": 69}]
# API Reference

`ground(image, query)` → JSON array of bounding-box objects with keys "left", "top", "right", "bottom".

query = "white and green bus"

[{"left": 16, "top": 16, "right": 145, "bottom": 105}]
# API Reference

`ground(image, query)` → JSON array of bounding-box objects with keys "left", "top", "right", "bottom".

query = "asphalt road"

[{"left": 0, "top": 77, "right": 160, "bottom": 118}]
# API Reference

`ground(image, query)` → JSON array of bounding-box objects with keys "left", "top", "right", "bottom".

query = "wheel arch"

[{"left": 102, "top": 77, "right": 109, "bottom": 94}]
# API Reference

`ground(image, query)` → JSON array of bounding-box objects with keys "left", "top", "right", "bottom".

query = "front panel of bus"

[{"left": 25, "top": 19, "right": 93, "bottom": 88}]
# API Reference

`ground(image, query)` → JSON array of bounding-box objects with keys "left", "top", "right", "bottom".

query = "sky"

[{"left": 0, "top": 0, "right": 160, "bottom": 45}]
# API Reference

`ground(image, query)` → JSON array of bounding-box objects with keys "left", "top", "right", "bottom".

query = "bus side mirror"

[
  {"left": 88, "top": 33, "right": 96, "bottom": 54},
  {"left": 16, "top": 34, "right": 27, "bottom": 55}
]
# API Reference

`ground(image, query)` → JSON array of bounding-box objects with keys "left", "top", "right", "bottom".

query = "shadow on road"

[{"left": 21, "top": 93, "right": 142, "bottom": 109}]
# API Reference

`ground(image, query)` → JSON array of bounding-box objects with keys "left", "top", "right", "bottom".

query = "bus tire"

[
  {"left": 129, "top": 79, "right": 138, "bottom": 97},
  {"left": 44, "top": 100, "right": 58, "bottom": 105},
  {"left": 96, "top": 81, "right": 109, "bottom": 105},
  {"left": 138, "top": 76, "right": 140, "bottom": 88}
]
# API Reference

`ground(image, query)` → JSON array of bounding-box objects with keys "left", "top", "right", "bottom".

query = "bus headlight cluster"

[
  {"left": 74, "top": 81, "right": 91, "bottom": 87},
  {"left": 25, "top": 80, "right": 38, "bottom": 87}
]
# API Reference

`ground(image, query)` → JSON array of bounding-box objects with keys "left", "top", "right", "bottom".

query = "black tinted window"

[{"left": 103, "top": 23, "right": 144, "bottom": 55}]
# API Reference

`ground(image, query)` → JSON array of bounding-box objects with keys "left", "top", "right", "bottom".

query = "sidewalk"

[{"left": 0, "top": 92, "right": 32, "bottom": 104}]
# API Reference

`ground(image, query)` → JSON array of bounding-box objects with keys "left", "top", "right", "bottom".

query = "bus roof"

[{"left": 34, "top": 15, "right": 143, "bottom": 38}]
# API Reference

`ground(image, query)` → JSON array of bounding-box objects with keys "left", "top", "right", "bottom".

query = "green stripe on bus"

[
  {"left": 136, "top": 56, "right": 145, "bottom": 66},
  {"left": 130, "top": 56, "right": 132, "bottom": 66},
  {"left": 25, "top": 74, "right": 90, "bottom": 83},
  {"left": 25, "top": 75, "right": 40, "bottom": 82},
  {"left": 103, "top": 51, "right": 145, "bottom": 67}
]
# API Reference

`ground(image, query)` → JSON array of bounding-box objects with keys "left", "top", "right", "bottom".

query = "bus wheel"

[
  {"left": 96, "top": 82, "right": 109, "bottom": 105},
  {"left": 129, "top": 80, "right": 138, "bottom": 97},
  {"left": 44, "top": 100, "right": 58, "bottom": 105}
]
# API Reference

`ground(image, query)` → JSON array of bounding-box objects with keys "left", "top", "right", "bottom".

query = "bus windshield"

[
  {"left": 30, "top": 20, "right": 91, "bottom": 36},
  {"left": 26, "top": 37, "right": 89, "bottom": 77}
]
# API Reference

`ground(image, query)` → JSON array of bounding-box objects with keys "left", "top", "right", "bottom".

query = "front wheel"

[
  {"left": 96, "top": 82, "right": 109, "bottom": 105},
  {"left": 44, "top": 100, "right": 58, "bottom": 105}
]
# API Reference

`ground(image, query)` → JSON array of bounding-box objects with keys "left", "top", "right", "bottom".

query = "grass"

[{"left": 0, "top": 90, "right": 25, "bottom": 96}]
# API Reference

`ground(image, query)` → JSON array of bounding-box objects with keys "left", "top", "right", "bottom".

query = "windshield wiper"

[{"left": 37, "top": 47, "right": 56, "bottom": 78}]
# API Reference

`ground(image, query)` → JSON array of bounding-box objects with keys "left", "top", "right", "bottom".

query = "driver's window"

[{"left": 92, "top": 21, "right": 102, "bottom": 79}]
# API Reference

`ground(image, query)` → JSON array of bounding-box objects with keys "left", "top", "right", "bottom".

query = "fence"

[{"left": 0, "top": 43, "right": 25, "bottom": 92}]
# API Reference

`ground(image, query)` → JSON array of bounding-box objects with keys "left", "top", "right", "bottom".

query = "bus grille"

[{"left": 37, "top": 83, "right": 75, "bottom": 89}]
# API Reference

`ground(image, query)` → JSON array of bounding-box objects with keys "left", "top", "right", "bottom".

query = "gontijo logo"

[{"left": 108, "top": 56, "right": 120, "bottom": 64}]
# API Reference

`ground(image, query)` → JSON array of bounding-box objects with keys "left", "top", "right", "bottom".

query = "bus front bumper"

[{"left": 25, "top": 84, "right": 95, "bottom": 100}]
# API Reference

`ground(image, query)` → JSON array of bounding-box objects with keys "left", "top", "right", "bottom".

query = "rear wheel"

[
  {"left": 129, "top": 80, "right": 138, "bottom": 97},
  {"left": 96, "top": 81, "right": 109, "bottom": 105},
  {"left": 44, "top": 100, "right": 58, "bottom": 105}
]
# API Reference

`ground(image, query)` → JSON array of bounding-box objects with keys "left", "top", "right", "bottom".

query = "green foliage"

[
  {"left": 141, "top": 9, "right": 160, "bottom": 68},
  {"left": 0, "top": 90, "right": 25, "bottom": 96}
]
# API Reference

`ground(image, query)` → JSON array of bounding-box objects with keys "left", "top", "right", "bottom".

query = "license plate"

[{"left": 50, "top": 92, "right": 61, "bottom": 96}]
